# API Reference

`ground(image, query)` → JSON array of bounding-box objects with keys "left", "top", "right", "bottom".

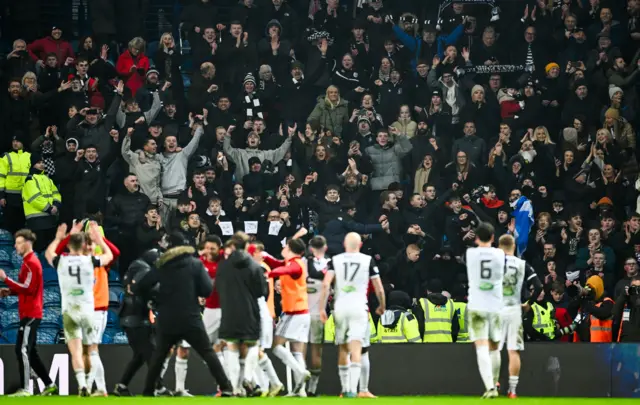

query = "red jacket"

[
  {"left": 27, "top": 36, "right": 75, "bottom": 66},
  {"left": 202, "top": 255, "right": 222, "bottom": 309},
  {"left": 5, "top": 251, "right": 44, "bottom": 319},
  {"left": 116, "top": 50, "right": 150, "bottom": 97}
]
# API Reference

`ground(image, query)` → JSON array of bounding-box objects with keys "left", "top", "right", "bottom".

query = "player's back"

[
  {"left": 305, "top": 256, "right": 330, "bottom": 316},
  {"left": 330, "top": 252, "right": 374, "bottom": 312},
  {"left": 503, "top": 255, "right": 527, "bottom": 308},
  {"left": 56, "top": 255, "right": 97, "bottom": 313},
  {"left": 466, "top": 247, "right": 505, "bottom": 313}
]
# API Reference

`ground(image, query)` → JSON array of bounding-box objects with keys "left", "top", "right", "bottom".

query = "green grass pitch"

[{"left": 1, "top": 397, "right": 639, "bottom": 404}]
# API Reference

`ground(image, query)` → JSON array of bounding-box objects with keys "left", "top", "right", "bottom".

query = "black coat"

[
  {"left": 105, "top": 189, "right": 150, "bottom": 231},
  {"left": 147, "top": 246, "right": 212, "bottom": 328},
  {"left": 217, "top": 250, "right": 267, "bottom": 341}
]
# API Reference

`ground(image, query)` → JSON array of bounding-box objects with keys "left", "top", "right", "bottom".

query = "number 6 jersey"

[
  {"left": 466, "top": 247, "right": 505, "bottom": 313},
  {"left": 54, "top": 255, "right": 101, "bottom": 313},
  {"left": 328, "top": 252, "right": 380, "bottom": 312}
]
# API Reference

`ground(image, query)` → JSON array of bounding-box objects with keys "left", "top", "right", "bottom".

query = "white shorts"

[
  {"left": 275, "top": 313, "right": 310, "bottom": 343},
  {"left": 259, "top": 299, "right": 273, "bottom": 349},
  {"left": 468, "top": 310, "right": 502, "bottom": 343},
  {"left": 499, "top": 306, "right": 524, "bottom": 351},
  {"left": 63, "top": 311, "right": 95, "bottom": 345},
  {"left": 89, "top": 310, "right": 107, "bottom": 345},
  {"left": 203, "top": 308, "right": 222, "bottom": 344},
  {"left": 334, "top": 310, "right": 368, "bottom": 346},
  {"left": 309, "top": 315, "right": 324, "bottom": 345},
  {"left": 362, "top": 316, "right": 371, "bottom": 348}
]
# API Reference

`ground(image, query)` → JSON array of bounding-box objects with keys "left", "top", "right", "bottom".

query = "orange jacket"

[{"left": 269, "top": 257, "right": 308, "bottom": 314}]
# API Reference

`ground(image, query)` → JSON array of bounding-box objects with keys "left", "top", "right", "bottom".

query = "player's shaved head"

[
  {"left": 498, "top": 234, "right": 515, "bottom": 255},
  {"left": 344, "top": 232, "right": 361, "bottom": 252}
]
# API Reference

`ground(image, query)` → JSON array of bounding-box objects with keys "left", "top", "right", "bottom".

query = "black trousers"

[
  {"left": 143, "top": 321, "right": 232, "bottom": 396},
  {"left": 16, "top": 318, "right": 53, "bottom": 391},
  {"left": 119, "top": 326, "right": 158, "bottom": 387}
]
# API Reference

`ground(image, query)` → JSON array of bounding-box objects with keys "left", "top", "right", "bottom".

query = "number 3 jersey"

[
  {"left": 328, "top": 252, "right": 379, "bottom": 313},
  {"left": 54, "top": 255, "right": 101, "bottom": 313},
  {"left": 503, "top": 255, "right": 536, "bottom": 307},
  {"left": 466, "top": 247, "right": 505, "bottom": 313}
]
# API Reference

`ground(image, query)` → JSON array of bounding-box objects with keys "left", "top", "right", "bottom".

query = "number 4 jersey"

[
  {"left": 54, "top": 255, "right": 101, "bottom": 314},
  {"left": 466, "top": 247, "right": 506, "bottom": 313},
  {"left": 328, "top": 252, "right": 379, "bottom": 313}
]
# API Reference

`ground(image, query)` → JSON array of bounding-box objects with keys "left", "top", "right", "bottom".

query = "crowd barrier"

[{"left": 0, "top": 343, "right": 639, "bottom": 397}]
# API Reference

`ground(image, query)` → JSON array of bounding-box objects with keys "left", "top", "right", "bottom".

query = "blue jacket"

[{"left": 392, "top": 24, "right": 464, "bottom": 72}]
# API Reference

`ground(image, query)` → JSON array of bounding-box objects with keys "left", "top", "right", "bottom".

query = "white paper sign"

[
  {"left": 219, "top": 221, "right": 234, "bottom": 236},
  {"left": 268, "top": 221, "right": 283, "bottom": 236},
  {"left": 244, "top": 221, "right": 258, "bottom": 234}
]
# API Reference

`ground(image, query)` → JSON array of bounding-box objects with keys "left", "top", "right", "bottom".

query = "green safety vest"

[
  {"left": 453, "top": 301, "right": 470, "bottom": 343},
  {"left": 377, "top": 311, "right": 421, "bottom": 343},
  {"left": 532, "top": 301, "right": 555, "bottom": 340},
  {"left": 324, "top": 312, "right": 378, "bottom": 344},
  {"left": 0, "top": 151, "right": 31, "bottom": 195},
  {"left": 421, "top": 298, "right": 454, "bottom": 343}
]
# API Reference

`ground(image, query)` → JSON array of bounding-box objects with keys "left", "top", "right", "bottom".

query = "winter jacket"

[
  {"left": 160, "top": 127, "right": 203, "bottom": 196},
  {"left": 66, "top": 93, "right": 122, "bottom": 156},
  {"left": 223, "top": 135, "right": 291, "bottom": 181},
  {"left": 307, "top": 96, "right": 350, "bottom": 138},
  {"left": 27, "top": 36, "right": 75, "bottom": 66},
  {"left": 122, "top": 135, "right": 162, "bottom": 204},
  {"left": 365, "top": 135, "right": 413, "bottom": 191},
  {"left": 116, "top": 50, "right": 150, "bottom": 97},
  {"left": 105, "top": 189, "right": 151, "bottom": 231},
  {"left": 217, "top": 250, "right": 268, "bottom": 341}
]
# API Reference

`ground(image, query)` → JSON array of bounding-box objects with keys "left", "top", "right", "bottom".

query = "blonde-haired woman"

[
  {"left": 116, "top": 36, "right": 150, "bottom": 96},
  {"left": 21, "top": 71, "right": 38, "bottom": 92},
  {"left": 155, "top": 32, "right": 184, "bottom": 104},
  {"left": 307, "top": 85, "right": 349, "bottom": 138}
]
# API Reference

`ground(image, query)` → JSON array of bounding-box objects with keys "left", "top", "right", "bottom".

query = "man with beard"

[
  {"left": 1, "top": 81, "right": 31, "bottom": 152},
  {"left": 136, "top": 69, "right": 169, "bottom": 112},
  {"left": 122, "top": 129, "right": 162, "bottom": 205},
  {"left": 223, "top": 126, "right": 292, "bottom": 181},
  {"left": 67, "top": 81, "right": 123, "bottom": 156},
  {"left": 561, "top": 79, "right": 600, "bottom": 128}
]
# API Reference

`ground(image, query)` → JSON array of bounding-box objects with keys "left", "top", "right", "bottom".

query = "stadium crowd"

[{"left": 1, "top": 0, "right": 640, "bottom": 361}]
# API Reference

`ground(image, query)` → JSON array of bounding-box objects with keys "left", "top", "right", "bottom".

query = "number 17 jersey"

[
  {"left": 466, "top": 247, "right": 505, "bottom": 313},
  {"left": 54, "top": 255, "right": 100, "bottom": 313},
  {"left": 328, "top": 252, "right": 379, "bottom": 313}
]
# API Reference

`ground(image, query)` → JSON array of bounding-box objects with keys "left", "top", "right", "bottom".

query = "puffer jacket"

[
  {"left": 27, "top": 36, "right": 75, "bottom": 66},
  {"left": 365, "top": 135, "right": 413, "bottom": 191},
  {"left": 307, "top": 96, "right": 349, "bottom": 138}
]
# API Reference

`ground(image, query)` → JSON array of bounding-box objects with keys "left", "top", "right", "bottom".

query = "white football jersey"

[
  {"left": 54, "top": 255, "right": 100, "bottom": 313},
  {"left": 328, "top": 252, "right": 379, "bottom": 312},
  {"left": 304, "top": 256, "right": 330, "bottom": 315},
  {"left": 466, "top": 247, "right": 505, "bottom": 313},
  {"left": 503, "top": 255, "right": 526, "bottom": 307}
]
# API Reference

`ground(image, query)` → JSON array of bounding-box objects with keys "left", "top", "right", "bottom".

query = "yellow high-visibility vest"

[
  {"left": 453, "top": 301, "right": 470, "bottom": 343},
  {"left": 421, "top": 298, "right": 454, "bottom": 343}
]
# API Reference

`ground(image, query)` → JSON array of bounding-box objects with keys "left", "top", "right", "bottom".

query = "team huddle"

[
  {"left": 44, "top": 219, "right": 537, "bottom": 398},
  {"left": 466, "top": 223, "right": 542, "bottom": 399}
]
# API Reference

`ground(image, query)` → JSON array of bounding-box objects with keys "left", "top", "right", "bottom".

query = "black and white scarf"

[{"left": 455, "top": 64, "right": 534, "bottom": 76}]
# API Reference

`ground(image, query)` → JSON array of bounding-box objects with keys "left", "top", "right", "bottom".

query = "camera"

[{"left": 567, "top": 283, "right": 593, "bottom": 299}]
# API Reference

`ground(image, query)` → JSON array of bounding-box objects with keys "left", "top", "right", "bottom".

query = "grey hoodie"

[
  {"left": 160, "top": 127, "right": 203, "bottom": 196},
  {"left": 223, "top": 135, "right": 292, "bottom": 181},
  {"left": 122, "top": 134, "right": 162, "bottom": 203}
]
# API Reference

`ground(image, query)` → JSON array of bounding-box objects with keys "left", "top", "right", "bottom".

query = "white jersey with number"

[
  {"left": 466, "top": 247, "right": 505, "bottom": 313},
  {"left": 55, "top": 255, "right": 100, "bottom": 313},
  {"left": 328, "top": 252, "right": 379, "bottom": 313},
  {"left": 304, "top": 256, "right": 330, "bottom": 316},
  {"left": 503, "top": 255, "right": 528, "bottom": 307}
]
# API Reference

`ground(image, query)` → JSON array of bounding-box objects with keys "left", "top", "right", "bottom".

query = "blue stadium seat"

[
  {"left": 113, "top": 331, "right": 129, "bottom": 344},
  {"left": 0, "top": 310, "right": 20, "bottom": 329},
  {"left": 0, "top": 245, "right": 14, "bottom": 256},
  {"left": 37, "top": 328, "right": 59, "bottom": 344},
  {"left": 38, "top": 252, "right": 54, "bottom": 270},
  {"left": 4, "top": 295, "right": 18, "bottom": 309},
  {"left": 108, "top": 290, "right": 121, "bottom": 308},
  {"left": 108, "top": 270, "right": 120, "bottom": 283},
  {"left": 0, "top": 326, "right": 18, "bottom": 344},
  {"left": 42, "top": 308, "right": 62, "bottom": 327},
  {"left": 6, "top": 268, "right": 19, "bottom": 281},
  {"left": 107, "top": 310, "right": 120, "bottom": 328},
  {"left": 102, "top": 329, "right": 115, "bottom": 344},
  {"left": 109, "top": 284, "right": 124, "bottom": 298},
  {"left": 11, "top": 250, "right": 22, "bottom": 268},
  {"left": 0, "top": 250, "right": 12, "bottom": 268},
  {"left": 43, "top": 288, "right": 61, "bottom": 308},
  {"left": 43, "top": 268, "right": 59, "bottom": 286},
  {"left": 0, "top": 228, "right": 14, "bottom": 245}
]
